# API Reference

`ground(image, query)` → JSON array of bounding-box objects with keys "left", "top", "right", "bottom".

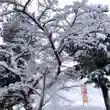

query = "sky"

[
  {"left": 88, "top": 0, "right": 110, "bottom": 5},
  {"left": 59, "top": 0, "right": 110, "bottom": 6}
]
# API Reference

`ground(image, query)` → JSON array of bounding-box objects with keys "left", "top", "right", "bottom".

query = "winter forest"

[{"left": 0, "top": 0, "right": 110, "bottom": 110}]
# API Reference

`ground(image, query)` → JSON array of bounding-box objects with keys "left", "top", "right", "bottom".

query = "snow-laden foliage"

[{"left": 0, "top": 0, "right": 110, "bottom": 110}]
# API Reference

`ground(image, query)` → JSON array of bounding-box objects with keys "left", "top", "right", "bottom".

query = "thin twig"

[
  {"left": 70, "top": 11, "right": 78, "bottom": 28},
  {"left": 56, "top": 93, "right": 75, "bottom": 103},
  {"left": 43, "top": 18, "right": 56, "bottom": 27}
]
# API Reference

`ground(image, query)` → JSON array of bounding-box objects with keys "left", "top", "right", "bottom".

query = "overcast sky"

[{"left": 59, "top": 0, "right": 110, "bottom": 7}]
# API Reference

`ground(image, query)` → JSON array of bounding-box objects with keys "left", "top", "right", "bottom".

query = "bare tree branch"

[
  {"left": 59, "top": 85, "right": 82, "bottom": 90},
  {"left": 58, "top": 33, "right": 78, "bottom": 54},
  {"left": 23, "top": 85, "right": 41, "bottom": 96},
  {"left": 47, "top": 32, "right": 61, "bottom": 76},
  {"left": 37, "top": 68, "right": 47, "bottom": 110},
  {"left": 43, "top": 95, "right": 53, "bottom": 106},
  {"left": 23, "top": 0, "right": 32, "bottom": 11},
  {"left": 38, "top": 6, "right": 49, "bottom": 21},
  {"left": 56, "top": 93, "right": 75, "bottom": 103},
  {"left": 15, "top": 9, "right": 45, "bottom": 31},
  {"left": 43, "top": 18, "right": 56, "bottom": 27},
  {"left": 45, "top": 33, "right": 62, "bottom": 88},
  {"left": 70, "top": 11, "right": 78, "bottom": 28}
]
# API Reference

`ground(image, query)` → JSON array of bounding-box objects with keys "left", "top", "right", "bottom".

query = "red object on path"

[
  {"left": 81, "top": 85, "right": 88, "bottom": 105},
  {"left": 82, "top": 87, "right": 87, "bottom": 95}
]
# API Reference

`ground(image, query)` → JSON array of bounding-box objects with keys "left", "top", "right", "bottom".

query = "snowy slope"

[
  {"left": 44, "top": 83, "right": 106, "bottom": 110},
  {"left": 14, "top": 83, "right": 106, "bottom": 110},
  {"left": 62, "top": 106, "right": 105, "bottom": 110}
]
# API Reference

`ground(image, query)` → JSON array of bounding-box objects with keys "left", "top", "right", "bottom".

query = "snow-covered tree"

[
  {"left": 62, "top": 1, "right": 110, "bottom": 110},
  {"left": 0, "top": 0, "right": 110, "bottom": 110},
  {"left": 0, "top": 0, "right": 63, "bottom": 109}
]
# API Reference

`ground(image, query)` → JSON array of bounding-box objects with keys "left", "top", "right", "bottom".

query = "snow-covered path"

[
  {"left": 45, "top": 105, "right": 105, "bottom": 110},
  {"left": 44, "top": 83, "right": 106, "bottom": 110},
  {"left": 66, "top": 106, "right": 105, "bottom": 110}
]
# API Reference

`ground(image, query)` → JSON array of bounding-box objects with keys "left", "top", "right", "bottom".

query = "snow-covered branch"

[
  {"left": 0, "top": 11, "right": 14, "bottom": 16},
  {"left": 15, "top": 9, "right": 45, "bottom": 31},
  {"left": 38, "top": 6, "right": 49, "bottom": 21},
  {"left": 37, "top": 67, "right": 47, "bottom": 110},
  {"left": 0, "top": 0, "right": 23, "bottom": 7},
  {"left": 0, "top": 61, "right": 17, "bottom": 75}
]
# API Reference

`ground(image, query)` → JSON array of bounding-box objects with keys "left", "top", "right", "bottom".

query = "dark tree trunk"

[
  {"left": 8, "top": 107, "right": 13, "bottom": 110},
  {"left": 100, "top": 84, "right": 110, "bottom": 110}
]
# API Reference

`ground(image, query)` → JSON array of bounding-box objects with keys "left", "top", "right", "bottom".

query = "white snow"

[{"left": 44, "top": 83, "right": 106, "bottom": 110}]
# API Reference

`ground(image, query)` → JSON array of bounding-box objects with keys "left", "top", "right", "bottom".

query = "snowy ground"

[
  {"left": 44, "top": 83, "right": 106, "bottom": 110},
  {"left": 64, "top": 106, "right": 105, "bottom": 110},
  {"left": 14, "top": 82, "right": 106, "bottom": 110},
  {"left": 45, "top": 105, "right": 105, "bottom": 110}
]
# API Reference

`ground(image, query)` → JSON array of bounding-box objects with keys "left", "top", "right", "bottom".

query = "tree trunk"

[
  {"left": 8, "top": 107, "right": 13, "bottom": 110},
  {"left": 100, "top": 85, "right": 110, "bottom": 110}
]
